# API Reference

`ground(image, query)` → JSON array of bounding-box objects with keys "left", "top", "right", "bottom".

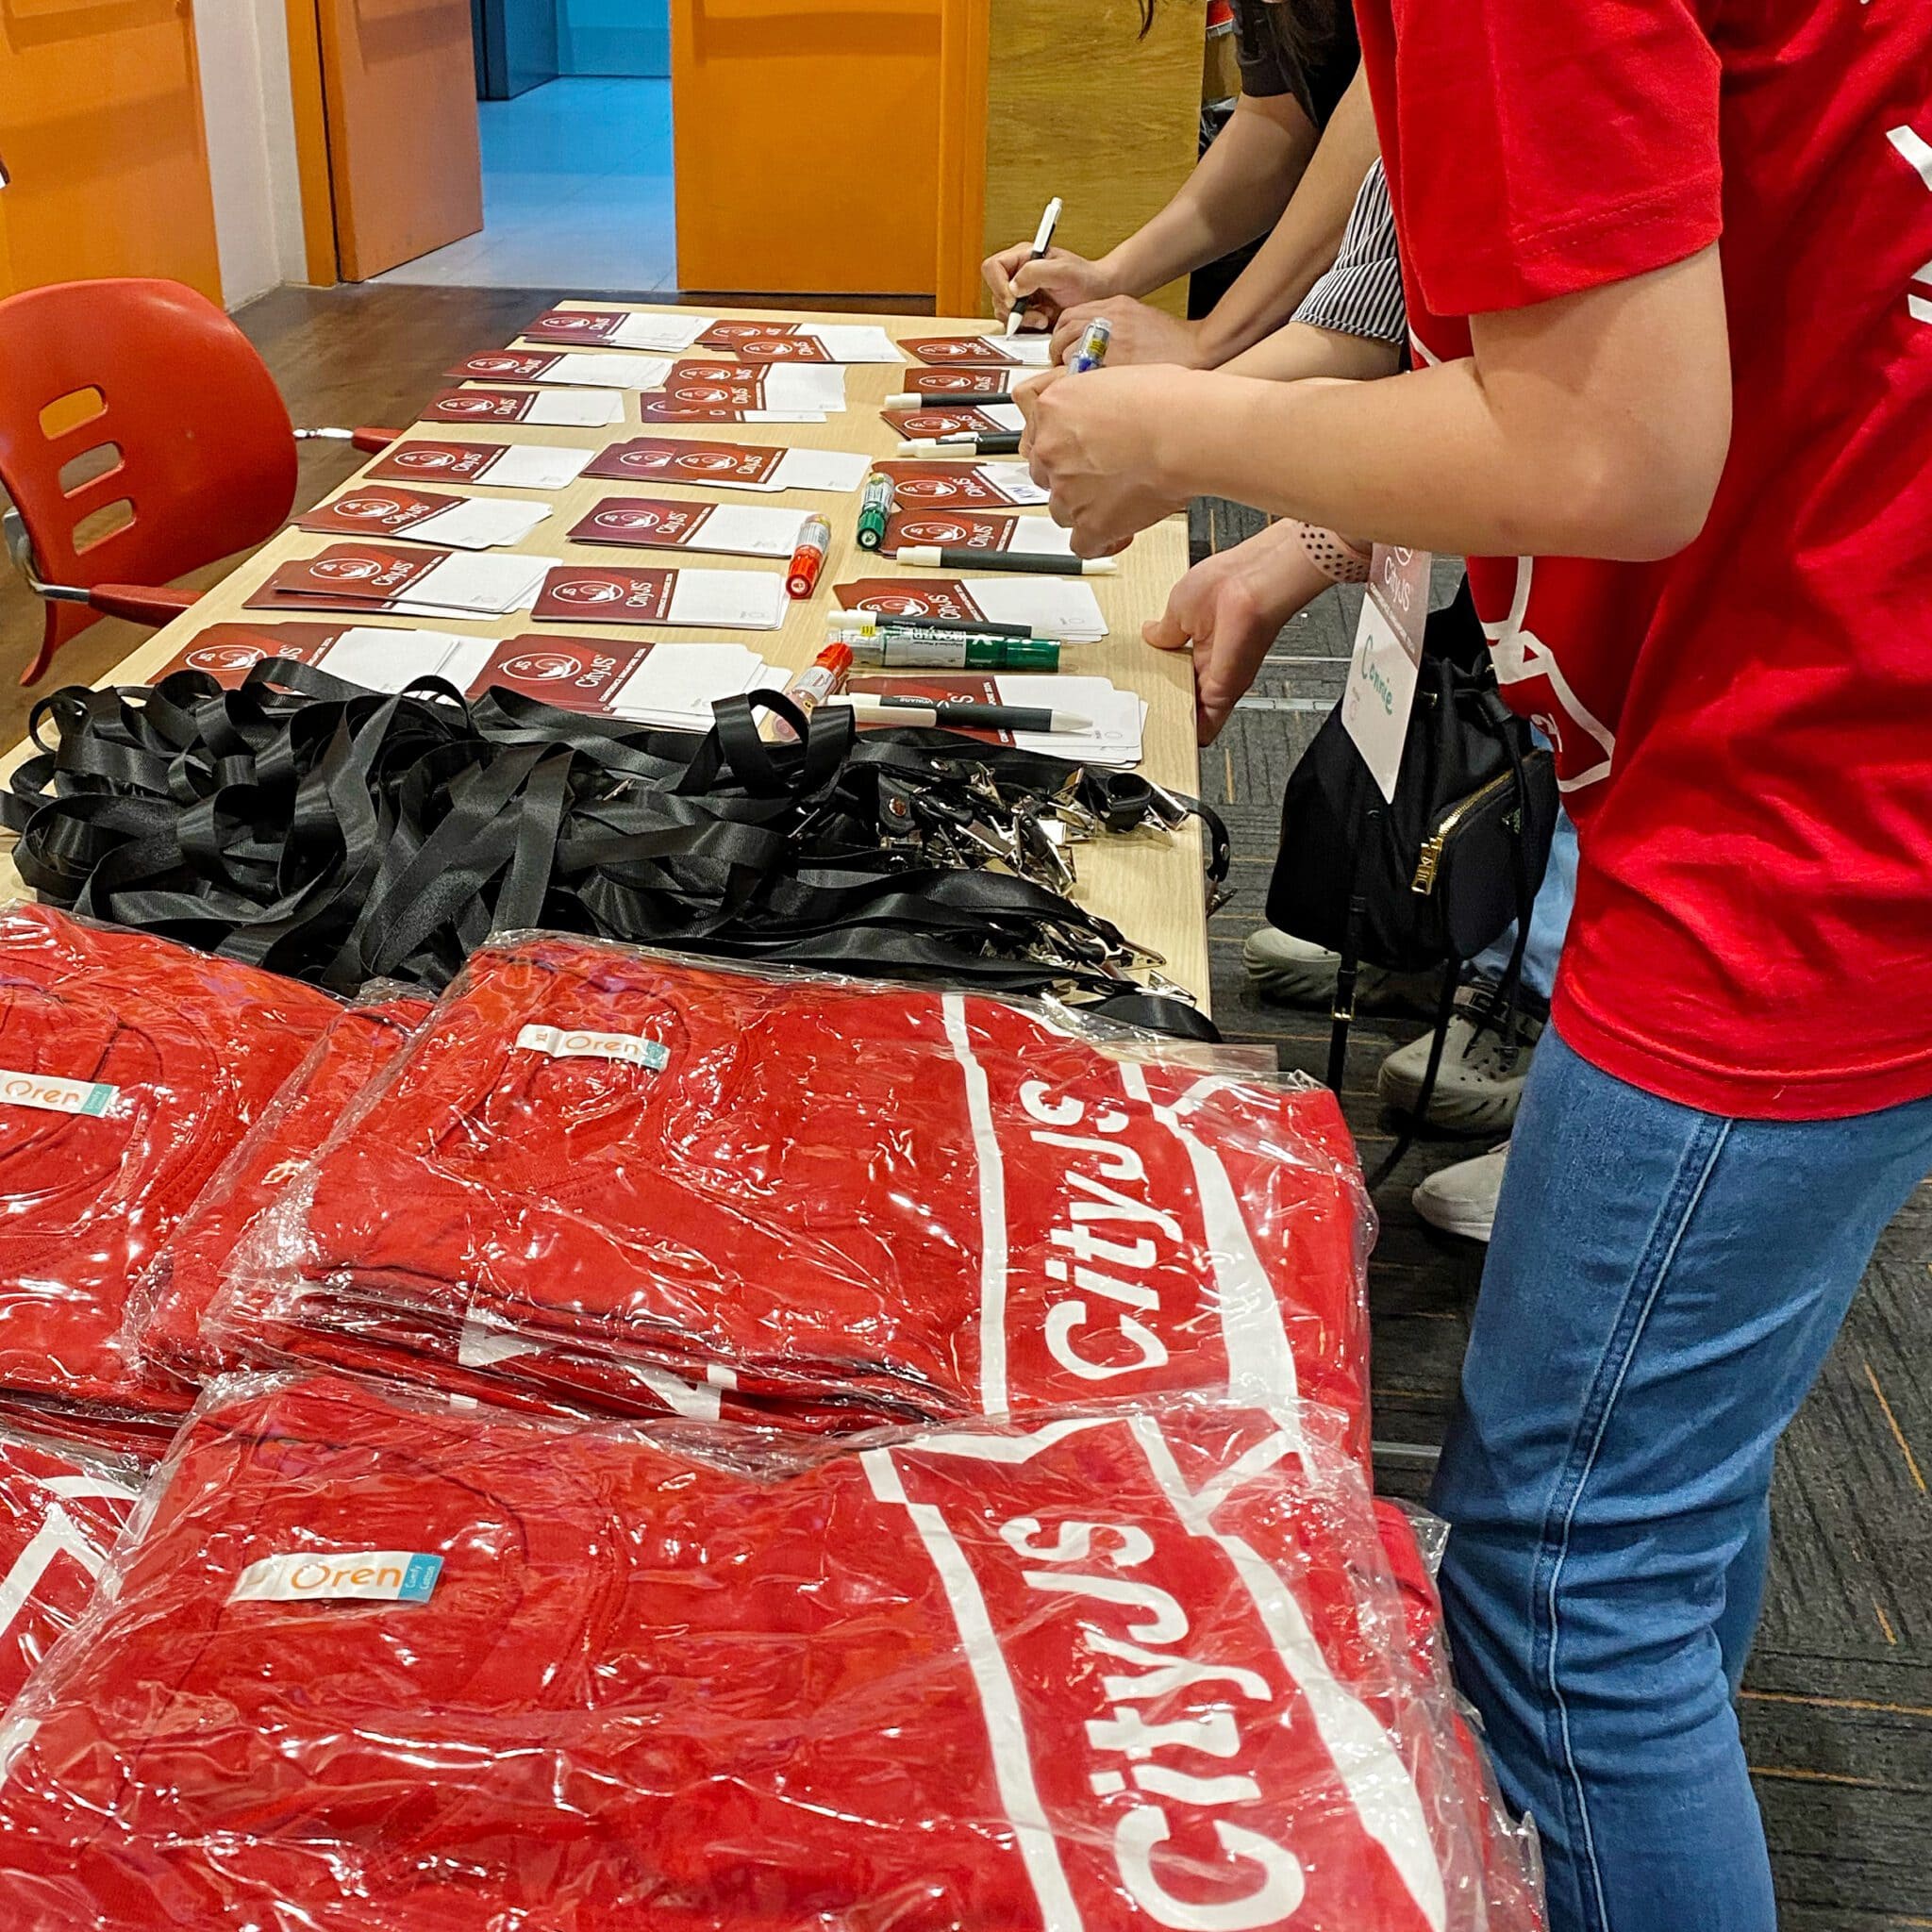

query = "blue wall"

[{"left": 558, "top": 0, "right": 668, "bottom": 76}]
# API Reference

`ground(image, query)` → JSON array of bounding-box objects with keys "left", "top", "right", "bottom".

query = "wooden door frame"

[
  {"left": 933, "top": 0, "right": 991, "bottom": 315},
  {"left": 284, "top": 0, "right": 340, "bottom": 286}
]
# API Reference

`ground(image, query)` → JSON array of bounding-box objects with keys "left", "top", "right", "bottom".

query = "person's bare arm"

[
  {"left": 1020, "top": 245, "right": 1733, "bottom": 563},
  {"left": 1039, "top": 70, "right": 1382, "bottom": 371},
  {"left": 1220, "top": 319, "right": 1402, "bottom": 385},
  {"left": 982, "top": 89, "right": 1318, "bottom": 333},
  {"left": 1185, "top": 68, "right": 1380, "bottom": 365}
]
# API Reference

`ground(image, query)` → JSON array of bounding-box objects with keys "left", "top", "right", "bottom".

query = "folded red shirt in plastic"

[
  {"left": 127, "top": 991, "right": 433, "bottom": 1385},
  {"left": 245, "top": 937, "right": 1375, "bottom": 1445},
  {"left": 0, "top": 1372, "right": 1542, "bottom": 1930},
  {"left": 0, "top": 1424, "right": 143, "bottom": 1707},
  {"left": 0, "top": 904, "right": 339, "bottom": 1437}
]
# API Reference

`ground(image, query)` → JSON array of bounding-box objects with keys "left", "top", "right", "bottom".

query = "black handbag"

[{"left": 1266, "top": 586, "right": 1557, "bottom": 1177}]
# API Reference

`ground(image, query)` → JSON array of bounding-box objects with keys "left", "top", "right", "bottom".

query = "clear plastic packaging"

[
  {"left": 0, "top": 902, "right": 340, "bottom": 1439},
  {"left": 0, "top": 1371, "right": 1542, "bottom": 1930},
  {"left": 125, "top": 988, "right": 434, "bottom": 1385},
  {"left": 0, "top": 1422, "right": 144, "bottom": 1707},
  {"left": 221, "top": 934, "right": 1378, "bottom": 1452},
  {"left": 239, "top": 1289, "right": 899, "bottom": 1432}
]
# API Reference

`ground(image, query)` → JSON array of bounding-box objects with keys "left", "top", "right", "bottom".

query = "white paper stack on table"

[
  {"left": 876, "top": 458, "right": 1050, "bottom": 508},
  {"left": 366, "top": 441, "right": 596, "bottom": 492},
  {"left": 255, "top": 625, "right": 774, "bottom": 727},
  {"left": 648, "top": 359, "right": 848, "bottom": 419},
  {"left": 832, "top": 575, "right": 1108, "bottom": 641},
  {"left": 424, "top": 389, "right": 625, "bottom": 428},
  {"left": 520, "top": 308, "right": 718, "bottom": 354},
  {"left": 903, "top": 334, "right": 1056, "bottom": 370},
  {"left": 533, "top": 563, "right": 789, "bottom": 631},
  {"left": 567, "top": 497, "right": 816, "bottom": 560},
  {"left": 296, "top": 486, "right": 551, "bottom": 552},
  {"left": 690, "top": 320, "right": 901, "bottom": 364},
  {"left": 586, "top": 437, "right": 871, "bottom": 496},
  {"left": 446, "top": 350, "right": 673, "bottom": 391},
  {"left": 840, "top": 675, "right": 1145, "bottom": 766},
  {"left": 248, "top": 545, "right": 555, "bottom": 621}
]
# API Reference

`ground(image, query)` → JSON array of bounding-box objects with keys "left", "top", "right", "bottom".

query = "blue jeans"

[
  {"left": 1431, "top": 1027, "right": 1932, "bottom": 1932},
  {"left": 1474, "top": 805, "right": 1577, "bottom": 1004}
]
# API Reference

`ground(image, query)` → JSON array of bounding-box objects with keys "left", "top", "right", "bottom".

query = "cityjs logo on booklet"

[
  {"left": 0, "top": 1070, "right": 119, "bottom": 1117},
  {"left": 229, "top": 1550, "right": 444, "bottom": 1606},
  {"left": 515, "top": 1024, "right": 671, "bottom": 1070}
]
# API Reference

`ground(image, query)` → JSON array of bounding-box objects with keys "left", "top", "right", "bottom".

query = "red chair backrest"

[{"left": 0, "top": 278, "right": 298, "bottom": 677}]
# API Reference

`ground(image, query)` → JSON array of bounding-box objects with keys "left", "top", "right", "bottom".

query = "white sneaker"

[
  {"left": 1413, "top": 1141, "right": 1511, "bottom": 1243},
  {"left": 1377, "top": 980, "right": 1542, "bottom": 1134},
  {"left": 1241, "top": 926, "right": 1441, "bottom": 1017}
]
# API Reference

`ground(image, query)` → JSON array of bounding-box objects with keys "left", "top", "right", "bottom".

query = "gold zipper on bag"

[{"left": 1411, "top": 768, "right": 1518, "bottom": 894}]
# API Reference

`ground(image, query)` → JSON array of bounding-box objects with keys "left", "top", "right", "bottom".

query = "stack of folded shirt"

[
  {"left": 0, "top": 1372, "right": 1543, "bottom": 1930},
  {"left": 125, "top": 991, "right": 434, "bottom": 1387},
  {"left": 232, "top": 936, "right": 1375, "bottom": 1451},
  {"left": 123, "top": 984, "right": 779, "bottom": 1428},
  {"left": 0, "top": 905, "right": 339, "bottom": 1448},
  {"left": 0, "top": 1424, "right": 143, "bottom": 1707}
]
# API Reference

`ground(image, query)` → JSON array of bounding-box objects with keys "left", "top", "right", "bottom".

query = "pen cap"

[{"left": 1004, "top": 638, "right": 1062, "bottom": 671}]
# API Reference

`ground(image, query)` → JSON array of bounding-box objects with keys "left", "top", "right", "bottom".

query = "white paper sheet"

[
  {"left": 406, "top": 553, "right": 552, "bottom": 615},
  {"left": 408, "top": 497, "right": 553, "bottom": 551},
  {"left": 530, "top": 354, "right": 674, "bottom": 391},
  {"left": 476, "top": 444, "right": 595, "bottom": 491},
  {"left": 521, "top": 391, "right": 626, "bottom": 426},
  {"left": 663, "top": 571, "right": 790, "bottom": 630}
]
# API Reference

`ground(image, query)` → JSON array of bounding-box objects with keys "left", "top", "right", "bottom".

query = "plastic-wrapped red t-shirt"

[
  {"left": 0, "top": 1372, "right": 1541, "bottom": 1930},
  {"left": 0, "top": 904, "right": 339, "bottom": 1436},
  {"left": 0, "top": 1424, "right": 143, "bottom": 1707},
  {"left": 218, "top": 1282, "right": 870, "bottom": 1431},
  {"left": 257, "top": 937, "right": 1375, "bottom": 1446},
  {"left": 126, "top": 991, "right": 434, "bottom": 1385}
]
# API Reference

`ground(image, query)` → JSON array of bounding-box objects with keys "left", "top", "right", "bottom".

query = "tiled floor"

[{"left": 375, "top": 77, "right": 675, "bottom": 292}]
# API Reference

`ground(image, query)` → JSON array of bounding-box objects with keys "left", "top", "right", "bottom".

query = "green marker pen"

[
  {"left": 856, "top": 472, "right": 896, "bottom": 552},
  {"left": 844, "top": 630, "right": 1061, "bottom": 671}
]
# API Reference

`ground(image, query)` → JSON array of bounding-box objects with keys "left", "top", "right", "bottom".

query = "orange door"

[
  {"left": 315, "top": 0, "right": 484, "bottom": 280},
  {"left": 0, "top": 0, "right": 222, "bottom": 301},
  {"left": 672, "top": 0, "right": 944, "bottom": 297}
]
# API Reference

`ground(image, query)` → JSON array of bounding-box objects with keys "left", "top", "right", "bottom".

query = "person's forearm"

[
  {"left": 1157, "top": 362, "right": 1702, "bottom": 562},
  {"left": 1100, "top": 99, "right": 1317, "bottom": 297},
  {"left": 1194, "top": 69, "right": 1380, "bottom": 363},
  {"left": 1221, "top": 321, "right": 1402, "bottom": 385}
]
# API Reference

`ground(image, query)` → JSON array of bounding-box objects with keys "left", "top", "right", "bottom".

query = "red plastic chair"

[{"left": 0, "top": 278, "right": 399, "bottom": 686}]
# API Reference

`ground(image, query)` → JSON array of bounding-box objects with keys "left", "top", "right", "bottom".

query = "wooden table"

[{"left": 0, "top": 304, "right": 1208, "bottom": 1001}]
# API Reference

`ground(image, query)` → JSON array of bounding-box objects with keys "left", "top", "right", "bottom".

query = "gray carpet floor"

[{"left": 1190, "top": 501, "right": 1932, "bottom": 1928}]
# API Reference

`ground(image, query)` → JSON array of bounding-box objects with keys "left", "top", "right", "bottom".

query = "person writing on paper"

[
  {"left": 1021, "top": 7, "right": 1932, "bottom": 1932},
  {"left": 984, "top": 1, "right": 1375, "bottom": 369}
]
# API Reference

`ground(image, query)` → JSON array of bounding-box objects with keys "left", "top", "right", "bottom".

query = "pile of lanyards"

[
  {"left": 0, "top": 890, "right": 1548, "bottom": 1928},
  {"left": 1, "top": 659, "right": 1226, "bottom": 1017}
]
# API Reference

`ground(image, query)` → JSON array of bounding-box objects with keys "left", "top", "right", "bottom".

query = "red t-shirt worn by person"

[{"left": 1354, "top": 0, "right": 1932, "bottom": 1118}]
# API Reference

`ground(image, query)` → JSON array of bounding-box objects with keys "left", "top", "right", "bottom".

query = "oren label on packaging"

[
  {"left": 515, "top": 1024, "right": 671, "bottom": 1070},
  {"left": 230, "top": 1551, "right": 444, "bottom": 1606},
  {"left": 0, "top": 1070, "right": 118, "bottom": 1118}
]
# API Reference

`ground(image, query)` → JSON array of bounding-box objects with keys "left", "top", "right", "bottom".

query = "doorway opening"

[{"left": 376, "top": 0, "right": 675, "bottom": 291}]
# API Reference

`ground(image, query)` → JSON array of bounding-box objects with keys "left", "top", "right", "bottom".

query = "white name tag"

[
  {"left": 0, "top": 1069, "right": 118, "bottom": 1117},
  {"left": 230, "top": 1550, "right": 443, "bottom": 1605},
  {"left": 1341, "top": 544, "right": 1432, "bottom": 805},
  {"left": 515, "top": 1024, "right": 670, "bottom": 1070}
]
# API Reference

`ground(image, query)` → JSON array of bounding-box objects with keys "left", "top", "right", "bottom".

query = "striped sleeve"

[{"left": 1291, "top": 158, "right": 1407, "bottom": 346}]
